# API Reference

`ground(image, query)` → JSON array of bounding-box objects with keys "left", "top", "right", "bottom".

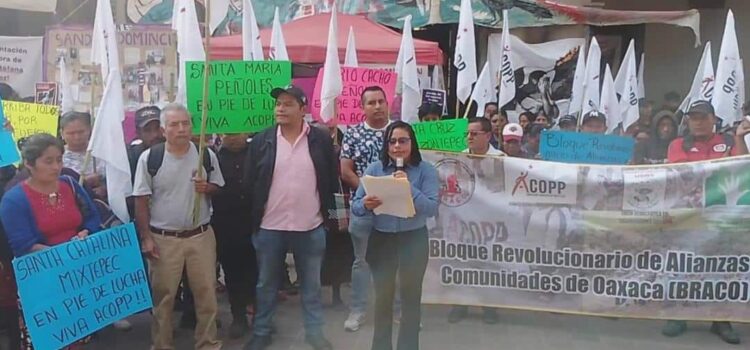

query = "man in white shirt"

[
  {"left": 452, "top": 117, "right": 502, "bottom": 324},
  {"left": 463, "top": 117, "right": 506, "bottom": 156},
  {"left": 133, "top": 104, "right": 225, "bottom": 350}
]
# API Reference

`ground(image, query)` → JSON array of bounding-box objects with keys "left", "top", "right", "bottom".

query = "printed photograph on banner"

[
  {"left": 702, "top": 160, "right": 750, "bottom": 236},
  {"left": 34, "top": 82, "right": 59, "bottom": 105},
  {"left": 503, "top": 157, "right": 578, "bottom": 205},
  {"left": 623, "top": 168, "right": 667, "bottom": 213},
  {"left": 578, "top": 166, "right": 623, "bottom": 211}
]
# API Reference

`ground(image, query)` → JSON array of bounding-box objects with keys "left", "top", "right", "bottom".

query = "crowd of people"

[{"left": 0, "top": 77, "right": 750, "bottom": 350}]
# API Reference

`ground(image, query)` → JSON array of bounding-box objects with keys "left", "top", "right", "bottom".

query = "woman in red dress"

[{"left": 0, "top": 133, "right": 102, "bottom": 349}]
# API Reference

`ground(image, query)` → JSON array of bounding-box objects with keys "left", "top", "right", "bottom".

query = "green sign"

[
  {"left": 413, "top": 118, "right": 468, "bottom": 152},
  {"left": 186, "top": 60, "right": 292, "bottom": 134}
]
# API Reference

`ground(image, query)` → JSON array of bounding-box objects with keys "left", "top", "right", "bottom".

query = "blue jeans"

[
  {"left": 252, "top": 226, "right": 327, "bottom": 337},
  {"left": 349, "top": 216, "right": 373, "bottom": 314}
]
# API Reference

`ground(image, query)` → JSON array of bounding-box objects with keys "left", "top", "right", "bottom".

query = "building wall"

[{"left": 603, "top": 0, "right": 750, "bottom": 107}]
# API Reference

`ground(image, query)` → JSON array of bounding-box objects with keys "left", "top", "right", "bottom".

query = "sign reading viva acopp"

[
  {"left": 503, "top": 157, "right": 578, "bottom": 205},
  {"left": 311, "top": 66, "right": 397, "bottom": 125}
]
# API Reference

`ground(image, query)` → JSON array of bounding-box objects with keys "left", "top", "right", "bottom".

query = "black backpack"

[{"left": 146, "top": 142, "right": 214, "bottom": 178}]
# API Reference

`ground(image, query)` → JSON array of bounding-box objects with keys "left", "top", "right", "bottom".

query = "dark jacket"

[
  {"left": 244, "top": 125, "right": 338, "bottom": 233},
  {"left": 633, "top": 112, "right": 679, "bottom": 165},
  {"left": 214, "top": 145, "right": 252, "bottom": 217}
]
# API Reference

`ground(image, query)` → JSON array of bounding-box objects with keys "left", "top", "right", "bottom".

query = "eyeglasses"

[
  {"left": 388, "top": 137, "right": 411, "bottom": 145},
  {"left": 466, "top": 131, "right": 489, "bottom": 137}
]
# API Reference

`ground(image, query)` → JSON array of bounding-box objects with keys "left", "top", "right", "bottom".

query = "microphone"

[{"left": 396, "top": 157, "right": 405, "bottom": 172}]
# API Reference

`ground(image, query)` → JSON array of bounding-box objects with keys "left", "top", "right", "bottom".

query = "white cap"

[{"left": 502, "top": 123, "right": 523, "bottom": 141}]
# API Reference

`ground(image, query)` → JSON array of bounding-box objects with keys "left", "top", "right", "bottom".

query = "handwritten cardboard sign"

[
  {"left": 311, "top": 66, "right": 397, "bottom": 125},
  {"left": 540, "top": 130, "right": 635, "bottom": 165},
  {"left": 13, "top": 223, "right": 152, "bottom": 350},
  {"left": 2, "top": 100, "right": 59, "bottom": 140},
  {"left": 0, "top": 99, "right": 20, "bottom": 166},
  {"left": 413, "top": 118, "right": 468, "bottom": 152},
  {"left": 186, "top": 60, "right": 292, "bottom": 134}
]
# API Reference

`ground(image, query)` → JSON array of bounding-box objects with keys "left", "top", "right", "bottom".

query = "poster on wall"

[
  {"left": 44, "top": 25, "right": 178, "bottom": 113},
  {"left": 0, "top": 36, "right": 43, "bottom": 97}
]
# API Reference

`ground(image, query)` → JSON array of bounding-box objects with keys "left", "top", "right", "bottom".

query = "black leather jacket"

[{"left": 243, "top": 125, "right": 337, "bottom": 233}]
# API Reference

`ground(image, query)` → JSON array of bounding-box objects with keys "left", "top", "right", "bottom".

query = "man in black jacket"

[{"left": 243, "top": 85, "right": 337, "bottom": 350}]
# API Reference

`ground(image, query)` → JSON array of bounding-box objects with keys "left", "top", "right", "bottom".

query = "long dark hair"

[{"left": 380, "top": 121, "right": 422, "bottom": 170}]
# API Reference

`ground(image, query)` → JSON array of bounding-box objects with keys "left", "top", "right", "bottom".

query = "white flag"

[
  {"left": 454, "top": 0, "right": 476, "bottom": 103},
  {"left": 58, "top": 57, "right": 74, "bottom": 113},
  {"left": 568, "top": 44, "right": 586, "bottom": 116},
  {"left": 89, "top": 71, "right": 132, "bottom": 223},
  {"left": 90, "top": 0, "right": 119, "bottom": 80},
  {"left": 172, "top": 0, "right": 206, "bottom": 105},
  {"left": 320, "top": 5, "right": 342, "bottom": 123},
  {"left": 242, "top": 0, "right": 264, "bottom": 61},
  {"left": 679, "top": 42, "right": 715, "bottom": 112},
  {"left": 395, "top": 15, "right": 421, "bottom": 124},
  {"left": 712, "top": 10, "right": 744, "bottom": 123},
  {"left": 498, "top": 10, "right": 515, "bottom": 109},
  {"left": 209, "top": 0, "right": 230, "bottom": 35},
  {"left": 432, "top": 65, "right": 445, "bottom": 90},
  {"left": 637, "top": 53, "right": 646, "bottom": 100},
  {"left": 344, "top": 26, "right": 359, "bottom": 67},
  {"left": 600, "top": 64, "right": 620, "bottom": 134},
  {"left": 618, "top": 40, "right": 640, "bottom": 130},
  {"left": 582, "top": 37, "right": 601, "bottom": 116},
  {"left": 614, "top": 39, "right": 636, "bottom": 99},
  {"left": 89, "top": 0, "right": 132, "bottom": 223},
  {"left": 269, "top": 7, "right": 289, "bottom": 61},
  {"left": 470, "top": 62, "right": 494, "bottom": 117}
]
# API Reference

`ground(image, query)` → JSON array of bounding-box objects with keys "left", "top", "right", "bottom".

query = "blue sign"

[
  {"left": 540, "top": 130, "right": 635, "bottom": 165},
  {"left": 0, "top": 98, "right": 20, "bottom": 166},
  {"left": 13, "top": 223, "right": 151, "bottom": 349}
]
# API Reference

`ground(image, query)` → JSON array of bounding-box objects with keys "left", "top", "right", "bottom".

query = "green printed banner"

[
  {"left": 186, "top": 60, "right": 292, "bottom": 134},
  {"left": 413, "top": 118, "right": 467, "bottom": 152},
  {"left": 422, "top": 152, "right": 750, "bottom": 322}
]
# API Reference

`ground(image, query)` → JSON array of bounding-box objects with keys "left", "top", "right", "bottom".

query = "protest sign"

[
  {"left": 35, "top": 82, "right": 59, "bottom": 105},
  {"left": 44, "top": 25, "right": 178, "bottom": 112},
  {"left": 421, "top": 88, "right": 447, "bottom": 114},
  {"left": 0, "top": 36, "right": 43, "bottom": 97},
  {"left": 186, "top": 60, "right": 292, "bottom": 134},
  {"left": 422, "top": 151, "right": 750, "bottom": 322},
  {"left": 413, "top": 118, "right": 467, "bottom": 152},
  {"left": 0, "top": 99, "right": 20, "bottom": 166},
  {"left": 540, "top": 130, "right": 635, "bottom": 165},
  {"left": 2, "top": 100, "right": 59, "bottom": 139},
  {"left": 311, "top": 66, "right": 397, "bottom": 125},
  {"left": 13, "top": 223, "right": 151, "bottom": 349}
]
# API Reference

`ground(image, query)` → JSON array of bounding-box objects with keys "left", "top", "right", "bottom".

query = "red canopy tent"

[{"left": 210, "top": 13, "right": 444, "bottom": 65}]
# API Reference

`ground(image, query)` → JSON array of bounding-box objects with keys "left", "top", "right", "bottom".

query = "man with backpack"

[{"left": 133, "top": 104, "right": 225, "bottom": 350}]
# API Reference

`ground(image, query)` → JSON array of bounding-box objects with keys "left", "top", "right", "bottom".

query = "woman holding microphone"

[{"left": 351, "top": 121, "right": 439, "bottom": 350}]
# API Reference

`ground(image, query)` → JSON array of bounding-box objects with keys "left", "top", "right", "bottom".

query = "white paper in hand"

[{"left": 361, "top": 175, "right": 416, "bottom": 218}]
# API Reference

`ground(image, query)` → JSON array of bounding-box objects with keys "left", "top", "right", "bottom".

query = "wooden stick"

[
  {"left": 192, "top": 0, "right": 212, "bottom": 227},
  {"left": 79, "top": 71, "right": 99, "bottom": 185}
]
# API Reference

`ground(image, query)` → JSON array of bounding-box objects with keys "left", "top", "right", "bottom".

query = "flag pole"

[
  {"left": 79, "top": 71, "right": 100, "bottom": 185},
  {"left": 193, "top": 0, "right": 212, "bottom": 227}
]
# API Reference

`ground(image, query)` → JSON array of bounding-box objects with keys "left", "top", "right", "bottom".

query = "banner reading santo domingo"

[{"left": 422, "top": 151, "right": 750, "bottom": 322}]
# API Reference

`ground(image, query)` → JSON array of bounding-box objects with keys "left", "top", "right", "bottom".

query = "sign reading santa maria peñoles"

[{"left": 186, "top": 60, "right": 292, "bottom": 134}]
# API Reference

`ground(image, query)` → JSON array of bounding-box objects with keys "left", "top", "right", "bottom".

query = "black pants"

[
  {"left": 213, "top": 216, "right": 258, "bottom": 320},
  {"left": 366, "top": 227, "right": 429, "bottom": 350}
]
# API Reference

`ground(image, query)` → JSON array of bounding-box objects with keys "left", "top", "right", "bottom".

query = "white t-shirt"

[
  {"left": 462, "top": 145, "right": 506, "bottom": 156},
  {"left": 132, "top": 145, "right": 225, "bottom": 230}
]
